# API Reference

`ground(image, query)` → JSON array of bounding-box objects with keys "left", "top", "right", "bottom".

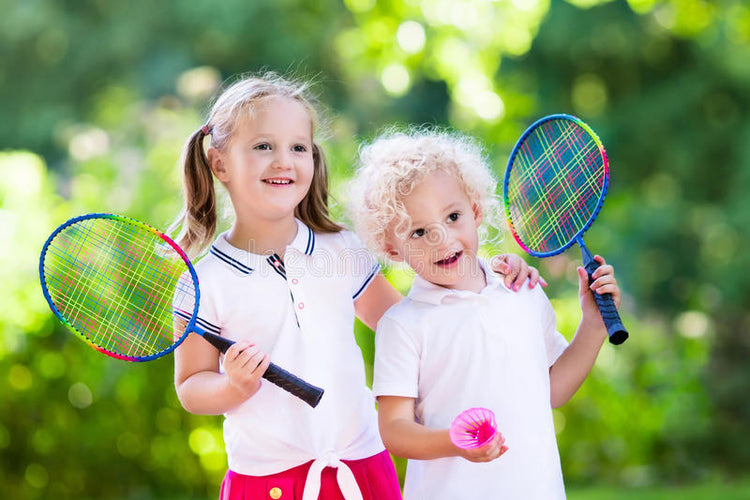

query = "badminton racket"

[
  {"left": 503, "top": 114, "right": 628, "bottom": 345},
  {"left": 39, "top": 213, "right": 324, "bottom": 407}
]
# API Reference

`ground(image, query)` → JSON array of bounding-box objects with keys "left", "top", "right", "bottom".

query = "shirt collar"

[
  {"left": 209, "top": 219, "right": 316, "bottom": 273},
  {"left": 406, "top": 258, "right": 511, "bottom": 305},
  {"left": 288, "top": 218, "right": 316, "bottom": 256}
]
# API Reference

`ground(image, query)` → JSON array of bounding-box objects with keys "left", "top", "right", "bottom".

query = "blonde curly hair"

[{"left": 347, "top": 127, "right": 503, "bottom": 260}]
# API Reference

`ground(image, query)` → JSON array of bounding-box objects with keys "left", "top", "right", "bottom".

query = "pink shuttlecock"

[{"left": 449, "top": 407, "right": 498, "bottom": 450}]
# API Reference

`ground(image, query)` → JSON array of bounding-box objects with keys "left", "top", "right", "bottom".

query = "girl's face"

[
  {"left": 385, "top": 169, "right": 485, "bottom": 292},
  {"left": 210, "top": 96, "right": 315, "bottom": 225}
]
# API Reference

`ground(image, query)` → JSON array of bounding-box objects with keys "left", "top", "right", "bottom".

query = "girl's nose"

[{"left": 271, "top": 149, "right": 293, "bottom": 169}]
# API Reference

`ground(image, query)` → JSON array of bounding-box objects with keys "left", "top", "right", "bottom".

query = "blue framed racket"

[
  {"left": 503, "top": 114, "right": 628, "bottom": 345},
  {"left": 39, "top": 213, "right": 324, "bottom": 407}
]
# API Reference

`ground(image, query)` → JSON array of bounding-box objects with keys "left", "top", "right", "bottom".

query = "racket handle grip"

[
  {"left": 264, "top": 363, "right": 324, "bottom": 408},
  {"left": 200, "top": 331, "right": 324, "bottom": 407},
  {"left": 583, "top": 256, "right": 629, "bottom": 345}
]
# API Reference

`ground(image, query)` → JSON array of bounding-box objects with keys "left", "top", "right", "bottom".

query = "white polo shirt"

[
  {"left": 373, "top": 260, "right": 569, "bottom": 499},
  {"left": 182, "top": 219, "right": 385, "bottom": 476}
]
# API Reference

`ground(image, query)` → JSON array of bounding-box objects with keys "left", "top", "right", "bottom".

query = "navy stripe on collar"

[
  {"left": 305, "top": 225, "right": 315, "bottom": 255},
  {"left": 210, "top": 245, "right": 253, "bottom": 275}
]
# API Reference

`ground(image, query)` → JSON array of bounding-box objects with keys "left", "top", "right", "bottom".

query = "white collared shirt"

[
  {"left": 183, "top": 219, "right": 385, "bottom": 476},
  {"left": 373, "top": 260, "right": 569, "bottom": 499}
]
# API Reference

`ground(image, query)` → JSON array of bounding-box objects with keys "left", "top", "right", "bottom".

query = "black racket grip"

[
  {"left": 583, "top": 260, "right": 628, "bottom": 345},
  {"left": 263, "top": 363, "right": 324, "bottom": 408},
  {"left": 200, "top": 331, "right": 324, "bottom": 407}
]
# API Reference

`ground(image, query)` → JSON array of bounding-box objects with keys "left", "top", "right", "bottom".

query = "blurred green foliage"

[{"left": 2, "top": 0, "right": 750, "bottom": 498}]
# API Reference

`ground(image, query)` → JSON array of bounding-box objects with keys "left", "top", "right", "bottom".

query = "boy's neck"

[{"left": 420, "top": 256, "right": 487, "bottom": 294}]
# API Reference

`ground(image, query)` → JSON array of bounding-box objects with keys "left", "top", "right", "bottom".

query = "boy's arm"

[
  {"left": 377, "top": 396, "right": 456, "bottom": 460},
  {"left": 549, "top": 256, "right": 620, "bottom": 408},
  {"left": 377, "top": 396, "right": 507, "bottom": 462}
]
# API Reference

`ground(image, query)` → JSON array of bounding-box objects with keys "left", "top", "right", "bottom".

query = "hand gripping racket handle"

[
  {"left": 580, "top": 245, "right": 629, "bottom": 345},
  {"left": 200, "top": 330, "right": 324, "bottom": 407}
]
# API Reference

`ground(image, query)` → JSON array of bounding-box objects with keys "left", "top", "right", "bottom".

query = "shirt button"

[
  {"left": 269, "top": 486, "right": 282, "bottom": 499},
  {"left": 291, "top": 278, "right": 299, "bottom": 285},
  {"left": 298, "top": 302, "right": 305, "bottom": 310}
]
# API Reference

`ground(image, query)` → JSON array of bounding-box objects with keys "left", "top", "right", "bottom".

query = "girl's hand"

[
  {"left": 491, "top": 253, "right": 547, "bottom": 291},
  {"left": 577, "top": 255, "right": 621, "bottom": 330},
  {"left": 223, "top": 341, "right": 271, "bottom": 399},
  {"left": 457, "top": 432, "right": 509, "bottom": 463}
]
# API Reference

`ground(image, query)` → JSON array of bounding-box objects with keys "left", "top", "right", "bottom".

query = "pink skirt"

[{"left": 219, "top": 450, "right": 402, "bottom": 500}]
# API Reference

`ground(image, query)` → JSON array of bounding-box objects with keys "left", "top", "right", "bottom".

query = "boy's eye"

[
  {"left": 410, "top": 228, "right": 426, "bottom": 239},
  {"left": 447, "top": 212, "right": 460, "bottom": 222}
]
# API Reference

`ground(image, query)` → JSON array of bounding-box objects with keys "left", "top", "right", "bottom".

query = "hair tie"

[{"left": 201, "top": 125, "right": 212, "bottom": 136}]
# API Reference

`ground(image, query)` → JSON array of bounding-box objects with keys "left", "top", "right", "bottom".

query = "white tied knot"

[{"left": 301, "top": 451, "right": 364, "bottom": 500}]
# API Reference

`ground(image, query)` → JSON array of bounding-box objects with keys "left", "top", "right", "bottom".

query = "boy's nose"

[{"left": 425, "top": 223, "right": 450, "bottom": 248}]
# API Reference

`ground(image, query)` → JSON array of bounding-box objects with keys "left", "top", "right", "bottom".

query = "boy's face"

[{"left": 385, "top": 170, "right": 485, "bottom": 292}]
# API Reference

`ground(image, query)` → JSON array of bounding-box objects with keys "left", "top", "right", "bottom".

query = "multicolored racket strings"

[
  {"left": 504, "top": 114, "right": 628, "bottom": 345},
  {"left": 39, "top": 213, "right": 325, "bottom": 406},
  {"left": 40, "top": 213, "right": 193, "bottom": 361}
]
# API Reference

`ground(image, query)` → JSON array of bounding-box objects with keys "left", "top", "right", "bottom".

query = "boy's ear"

[
  {"left": 384, "top": 242, "right": 404, "bottom": 263},
  {"left": 472, "top": 202, "right": 483, "bottom": 227},
  {"left": 207, "top": 147, "right": 228, "bottom": 182}
]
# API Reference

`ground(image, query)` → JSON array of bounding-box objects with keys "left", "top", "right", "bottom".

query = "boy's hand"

[
  {"left": 457, "top": 432, "right": 509, "bottom": 463},
  {"left": 491, "top": 253, "right": 547, "bottom": 291},
  {"left": 577, "top": 255, "right": 621, "bottom": 329}
]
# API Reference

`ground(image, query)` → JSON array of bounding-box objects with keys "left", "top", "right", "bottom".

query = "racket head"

[
  {"left": 503, "top": 114, "right": 609, "bottom": 257},
  {"left": 39, "top": 213, "right": 199, "bottom": 361}
]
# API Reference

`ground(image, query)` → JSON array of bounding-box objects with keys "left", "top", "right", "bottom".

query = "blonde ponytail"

[{"left": 169, "top": 127, "right": 217, "bottom": 257}]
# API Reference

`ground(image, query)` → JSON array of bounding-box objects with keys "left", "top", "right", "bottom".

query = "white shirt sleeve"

[
  {"left": 534, "top": 286, "right": 569, "bottom": 366},
  {"left": 172, "top": 266, "right": 222, "bottom": 337},
  {"left": 373, "top": 312, "right": 421, "bottom": 398},
  {"left": 338, "top": 230, "right": 381, "bottom": 300}
]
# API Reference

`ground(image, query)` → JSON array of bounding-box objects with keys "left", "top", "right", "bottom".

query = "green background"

[{"left": 2, "top": 0, "right": 749, "bottom": 498}]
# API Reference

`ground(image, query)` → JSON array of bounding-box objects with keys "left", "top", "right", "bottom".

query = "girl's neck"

[{"left": 225, "top": 216, "right": 298, "bottom": 257}]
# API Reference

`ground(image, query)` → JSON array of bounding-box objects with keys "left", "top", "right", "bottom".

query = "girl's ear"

[
  {"left": 472, "top": 202, "right": 483, "bottom": 227},
  {"left": 207, "top": 147, "right": 228, "bottom": 182}
]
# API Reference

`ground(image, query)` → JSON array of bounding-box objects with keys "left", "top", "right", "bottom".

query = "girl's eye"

[
  {"left": 410, "top": 228, "right": 426, "bottom": 239},
  {"left": 255, "top": 143, "right": 271, "bottom": 151},
  {"left": 447, "top": 212, "right": 460, "bottom": 222},
  {"left": 293, "top": 144, "right": 308, "bottom": 153}
]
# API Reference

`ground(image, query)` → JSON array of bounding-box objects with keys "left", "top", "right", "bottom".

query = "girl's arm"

[
  {"left": 549, "top": 256, "right": 620, "bottom": 408},
  {"left": 378, "top": 396, "right": 506, "bottom": 462},
  {"left": 353, "top": 274, "right": 403, "bottom": 331},
  {"left": 174, "top": 320, "right": 270, "bottom": 415}
]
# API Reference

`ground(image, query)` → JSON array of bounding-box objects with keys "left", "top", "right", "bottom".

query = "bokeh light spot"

[
  {"left": 381, "top": 64, "right": 411, "bottom": 96},
  {"left": 397, "top": 21, "right": 426, "bottom": 54}
]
